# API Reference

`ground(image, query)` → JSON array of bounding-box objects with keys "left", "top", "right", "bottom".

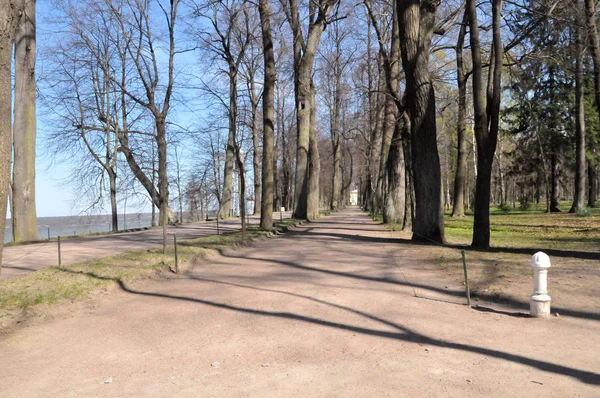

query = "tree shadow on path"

[
  {"left": 58, "top": 267, "right": 600, "bottom": 386},
  {"left": 286, "top": 230, "right": 600, "bottom": 322}
]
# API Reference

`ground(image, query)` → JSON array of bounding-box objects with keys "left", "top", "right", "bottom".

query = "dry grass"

[{"left": 375, "top": 203, "right": 600, "bottom": 314}]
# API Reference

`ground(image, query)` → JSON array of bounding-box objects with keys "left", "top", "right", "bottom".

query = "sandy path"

[
  {"left": 0, "top": 208, "right": 598, "bottom": 397},
  {"left": 0, "top": 211, "right": 291, "bottom": 280}
]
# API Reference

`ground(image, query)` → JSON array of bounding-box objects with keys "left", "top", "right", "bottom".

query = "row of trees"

[{"left": 1, "top": 0, "right": 599, "bottom": 277}]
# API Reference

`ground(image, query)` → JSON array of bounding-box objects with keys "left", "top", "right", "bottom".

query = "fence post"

[
  {"left": 58, "top": 236, "right": 62, "bottom": 266},
  {"left": 174, "top": 234, "right": 179, "bottom": 274},
  {"left": 461, "top": 250, "right": 472, "bottom": 307}
]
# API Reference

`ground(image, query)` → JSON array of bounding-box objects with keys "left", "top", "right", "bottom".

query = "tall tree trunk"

[
  {"left": 397, "top": 0, "right": 445, "bottom": 243},
  {"left": 289, "top": 0, "right": 334, "bottom": 219},
  {"left": 384, "top": 115, "right": 407, "bottom": 224},
  {"left": 293, "top": 64, "right": 311, "bottom": 219},
  {"left": 259, "top": 0, "right": 274, "bottom": 229},
  {"left": 109, "top": 170, "right": 118, "bottom": 231},
  {"left": 156, "top": 118, "right": 171, "bottom": 227},
  {"left": 589, "top": 158, "right": 597, "bottom": 207},
  {"left": 452, "top": 11, "right": 468, "bottom": 217},
  {"left": 221, "top": 71, "right": 237, "bottom": 218},
  {"left": 468, "top": 0, "right": 503, "bottom": 248},
  {"left": 571, "top": 1, "right": 586, "bottom": 213},
  {"left": 550, "top": 152, "right": 561, "bottom": 212},
  {"left": 330, "top": 58, "right": 342, "bottom": 210},
  {"left": 307, "top": 82, "right": 320, "bottom": 219},
  {"left": 12, "top": 0, "right": 38, "bottom": 242},
  {"left": 0, "top": 0, "right": 22, "bottom": 275},
  {"left": 250, "top": 76, "right": 261, "bottom": 215},
  {"left": 585, "top": 0, "right": 600, "bottom": 120}
]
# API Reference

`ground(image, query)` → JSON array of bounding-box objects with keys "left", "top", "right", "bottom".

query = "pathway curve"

[
  {"left": 0, "top": 212, "right": 291, "bottom": 280},
  {"left": 0, "top": 208, "right": 598, "bottom": 396}
]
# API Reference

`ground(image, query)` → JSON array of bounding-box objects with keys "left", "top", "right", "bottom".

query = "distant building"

[{"left": 350, "top": 189, "right": 358, "bottom": 206}]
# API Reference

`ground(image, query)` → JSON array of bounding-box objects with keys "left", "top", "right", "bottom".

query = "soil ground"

[{"left": 0, "top": 208, "right": 598, "bottom": 397}]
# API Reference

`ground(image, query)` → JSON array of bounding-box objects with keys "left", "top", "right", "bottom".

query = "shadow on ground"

[{"left": 57, "top": 264, "right": 600, "bottom": 386}]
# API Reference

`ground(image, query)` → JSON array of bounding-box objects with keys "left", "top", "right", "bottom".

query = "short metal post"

[
  {"left": 47, "top": 227, "right": 50, "bottom": 240},
  {"left": 530, "top": 252, "right": 551, "bottom": 318},
  {"left": 58, "top": 236, "right": 62, "bottom": 266},
  {"left": 461, "top": 250, "right": 472, "bottom": 307},
  {"left": 174, "top": 235, "right": 179, "bottom": 274},
  {"left": 280, "top": 207, "right": 283, "bottom": 222}
]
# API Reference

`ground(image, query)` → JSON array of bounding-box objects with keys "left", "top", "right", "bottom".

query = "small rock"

[
  {"left": 211, "top": 362, "right": 220, "bottom": 368},
  {"left": 555, "top": 313, "right": 560, "bottom": 318},
  {"left": 262, "top": 363, "right": 271, "bottom": 367},
  {"left": 104, "top": 377, "right": 113, "bottom": 384},
  {"left": 466, "top": 379, "right": 473, "bottom": 384},
  {"left": 444, "top": 285, "right": 448, "bottom": 288},
  {"left": 424, "top": 348, "right": 430, "bottom": 352}
]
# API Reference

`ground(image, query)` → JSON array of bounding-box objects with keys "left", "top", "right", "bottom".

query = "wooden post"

[
  {"left": 461, "top": 250, "right": 472, "bottom": 307},
  {"left": 47, "top": 227, "right": 50, "bottom": 240},
  {"left": 58, "top": 236, "right": 62, "bottom": 266},
  {"left": 162, "top": 222, "right": 167, "bottom": 255},
  {"left": 174, "top": 234, "right": 179, "bottom": 274},
  {"left": 216, "top": 217, "right": 220, "bottom": 235}
]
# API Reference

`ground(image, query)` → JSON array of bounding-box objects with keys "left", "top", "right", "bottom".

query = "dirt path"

[
  {"left": 0, "top": 211, "right": 291, "bottom": 280},
  {"left": 0, "top": 208, "right": 598, "bottom": 397}
]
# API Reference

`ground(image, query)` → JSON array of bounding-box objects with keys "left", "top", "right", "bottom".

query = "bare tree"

[
  {"left": 107, "top": 0, "right": 180, "bottom": 227},
  {"left": 259, "top": 0, "right": 275, "bottom": 229},
  {"left": 451, "top": 10, "right": 468, "bottom": 217},
  {"left": 570, "top": 0, "right": 586, "bottom": 213},
  {"left": 282, "top": 0, "right": 339, "bottom": 219},
  {"left": 467, "top": 0, "right": 502, "bottom": 247},
  {"left": 194, "top": 0, "right": 253, "bottom": 219}
]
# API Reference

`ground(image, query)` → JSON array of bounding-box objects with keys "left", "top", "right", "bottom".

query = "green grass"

[
  {"left": 370, "top": 202, "right": 600, "bottom": 251},
  {"left": 445, "top": 202, "right": 600, "bottom": 251},
  {"left": 0, "top": 219, "right": 303, "bottom": 312}
]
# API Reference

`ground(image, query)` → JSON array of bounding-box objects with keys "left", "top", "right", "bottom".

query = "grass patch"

[
  {"left": 0, "top": 219, "right": 303, "bottom": 313},
  {"left": 444, "top": 209, "right": 600, "bottom": 251}
]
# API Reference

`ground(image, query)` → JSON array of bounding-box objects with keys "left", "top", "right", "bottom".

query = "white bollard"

[{"left": 530, "top": 252, "right": 551, "bottom": 318}]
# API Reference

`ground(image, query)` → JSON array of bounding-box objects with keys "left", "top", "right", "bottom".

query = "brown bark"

[
  {"left": 585, "top": 0, "right": 600, "bottom": 122},
  {"left": 307, "top": 82, "right": 320, "bottom": 219},
  {"left": 12, "top": 0, "right": 37, "bottom": 241},
  {"left": 384, "top": 114, "right": 407, "bottom": 225},
  {"left": 365, "top": 0, "right": 403, "bottom": 220},
  {"left": 289, "top": 0, "right": 337, "bottom": 220},
  {"left": 589, "top": 159, "right": 597, "bottom": 207},
  {"left": 397, "top": 0, "right": 445, "bottom": 243},
  {"left": 570, "top": 15, "right": 585, "bottom": 214},
  {"left": 468, "top": 0, "right": 503, "bottom": 248},
  {"left": 259, "top": 0, "right": 274, "bottom": 229},
  {"left": 221, "top": 75, "right": 237, "bottom": 218},
  {"left": 451, "top": 11, "right": 468, "bottom": 217},
  {"left": 550, "top": 153, "right": 561, "bottom": 212},
  {"left": 1, "top": 0, "right": 24, "bottom": 275},
  {"left": 249, "top": 75, "right": 261, "bottom": 215}
]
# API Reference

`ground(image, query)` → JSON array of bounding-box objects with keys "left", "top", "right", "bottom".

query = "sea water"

[{"left": 3, "top": 213, "right": 155, "bottom": 243}]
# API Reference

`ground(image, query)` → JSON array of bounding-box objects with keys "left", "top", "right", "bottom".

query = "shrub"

[{"left": 575, "top": 207, "right": 593, "bottom": 217}]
